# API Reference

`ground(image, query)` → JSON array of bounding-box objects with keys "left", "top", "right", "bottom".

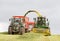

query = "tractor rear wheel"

[
  {"left": 19, "top": 27, "right": 25, "bottom": 35},
  {"left": 8, "top": 26, "right": 12, "bottom": 34}
]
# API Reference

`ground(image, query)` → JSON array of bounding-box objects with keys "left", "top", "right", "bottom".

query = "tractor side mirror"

[
  {"left": 9, "top": 19, "right": 11, "bottom": 21},
  {"left": 9, "top": 18, "right": 12, "bottom": 21},
  {"left": 33, "top": 18, "right": 36, "bottom": 22}
]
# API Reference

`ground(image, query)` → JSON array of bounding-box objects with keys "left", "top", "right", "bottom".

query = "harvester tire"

[
  {"left": 44, "top": 28, "right": 51, "bottom": 36},
  {"left": 8, "top": 26, "right": 12, "bottom": 34},
  {"left": 19, "top": 27, "right": 25, "bottom": 35}
]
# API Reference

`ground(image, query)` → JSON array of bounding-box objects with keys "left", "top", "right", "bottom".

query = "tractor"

[
  {"left": 24, "top": 10, "right": 51, "bottom": 36},
  {"left": 8, "top": 16, "right": 29, "bottom": 35}
]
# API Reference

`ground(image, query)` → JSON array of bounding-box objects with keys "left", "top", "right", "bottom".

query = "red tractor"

[{"left": 8, "top": 16, "right": 29, "bottom": 35}]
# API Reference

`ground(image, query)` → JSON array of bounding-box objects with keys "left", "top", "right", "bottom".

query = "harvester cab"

[{"left": 34, "top": 17, "right": 49, "bottom": 28}]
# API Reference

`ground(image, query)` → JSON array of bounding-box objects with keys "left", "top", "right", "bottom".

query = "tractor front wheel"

[
  {"left": 8, "top": 26, "right": 12, "bottom": 34},
  {"left": 19, "top": 27, "right": 25, "bottom": 35}
]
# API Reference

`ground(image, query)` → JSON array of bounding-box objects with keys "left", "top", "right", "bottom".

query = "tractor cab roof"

[{"left": 13, "top": 16, "right": 28, "bottom": 18}]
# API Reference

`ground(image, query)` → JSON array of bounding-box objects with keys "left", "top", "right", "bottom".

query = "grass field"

[{"left": 0, "top": 32, "right": 60, "bottom": 41}]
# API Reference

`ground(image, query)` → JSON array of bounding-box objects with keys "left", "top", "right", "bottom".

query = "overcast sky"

[{"left": 0, "top": 0, "right": 60, "bottom": 34}]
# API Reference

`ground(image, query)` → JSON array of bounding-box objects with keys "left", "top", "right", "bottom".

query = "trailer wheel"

[
  {"left": 19, "top": 27, "right": 25, "bottom": 35},
  {"left": 25, "top": 29, "right": 28, "bottom": 33},
  {"left": 8, "top": 26, "right": 12, "bottom": 34}
]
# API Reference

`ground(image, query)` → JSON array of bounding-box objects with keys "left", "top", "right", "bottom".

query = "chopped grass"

[{"left": 0, "top": 32, "right": 60, "bottom": 41}]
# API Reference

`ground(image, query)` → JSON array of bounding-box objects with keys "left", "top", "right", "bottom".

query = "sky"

[{"left": 0, "top": 0, "right": 60, "bottom": 34}]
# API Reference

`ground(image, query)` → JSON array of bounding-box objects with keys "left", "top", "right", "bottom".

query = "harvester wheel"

[
  {"left": 8, "top": 26, "right": 12, "bottom": 34},
  {"left": 44, "top": 28, "right": 51, "bottom": 36},
  {"left": 19, "top": 27, "right": 25, "bottom": 35}
]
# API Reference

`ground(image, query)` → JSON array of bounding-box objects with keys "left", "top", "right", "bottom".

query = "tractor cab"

[
  {"left": 8, "top": 16, "right": 25, "bottom": 35},
  {"left": 10, "top": 17, "right": 23, "bottom": 28}
]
